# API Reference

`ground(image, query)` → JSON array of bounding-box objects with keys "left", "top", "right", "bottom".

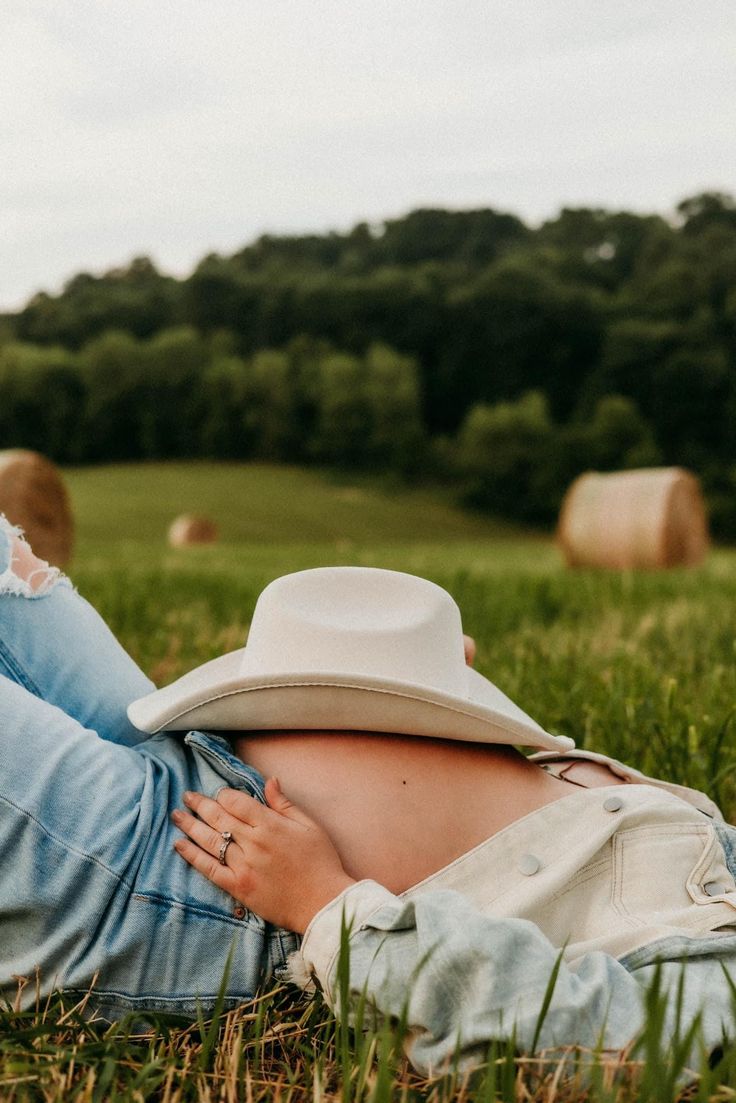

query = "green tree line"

[
  {"left": 3, "top": 192, "right": 736, "bottom": 531},
  {"left": 0, "top": 331, "right": 425, "bottom": 474}
]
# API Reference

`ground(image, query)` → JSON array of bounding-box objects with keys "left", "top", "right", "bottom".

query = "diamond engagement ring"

[{"left": 218, "top": 831, "right": 233, "bottom": 865}]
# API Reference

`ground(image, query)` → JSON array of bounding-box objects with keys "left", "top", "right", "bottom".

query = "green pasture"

[
  {"left": 5, "top": 460, "right": 736, "bottom": 1102},
  {"left": 67, "top": 461, "right": 736, "bottom": 817}
]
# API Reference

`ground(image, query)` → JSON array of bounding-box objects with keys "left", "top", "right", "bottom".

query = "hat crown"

[{"left": 241, "top": 567, "right": 468, "bottom": 695}]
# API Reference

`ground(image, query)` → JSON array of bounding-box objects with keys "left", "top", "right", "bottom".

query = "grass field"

[{"left": 5, "top": 461, "right": 736, "bottom": 1101}]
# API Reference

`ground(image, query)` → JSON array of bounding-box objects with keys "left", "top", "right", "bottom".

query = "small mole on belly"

[{"left": 402, "top": 779, "right": 406, "bottom": 785}]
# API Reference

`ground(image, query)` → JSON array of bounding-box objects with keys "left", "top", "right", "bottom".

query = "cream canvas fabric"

[{"left": 128, "top": 567, "right": 575, "bottom": 752}]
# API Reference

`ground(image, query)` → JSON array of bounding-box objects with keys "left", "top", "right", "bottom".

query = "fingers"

[
  {"left": 173, "top": 836, "right": 238, "bottom": 893},
  {"left": 215, "top": 783, "right": 313, "bottom": 829},
  {"left": 208, "top": 787, "right": 269, "bottom": 827},
  {"left": 262, "top": 777, "right": 315, "bottom": 828},
  {"left": 264, "top": 776, "right": 293, "bottom": 814},
  {"left": 174, "top": 790, "right": 264, "bottom": 871},
  {"left": 172, "top": 807, "right": 241, "bottom": 863},
  {"left": 183, "top": 789, "right": 264, "bottom": 831},
  {"left": 180, "top": 784, "right": 314, "bottom": 842}
]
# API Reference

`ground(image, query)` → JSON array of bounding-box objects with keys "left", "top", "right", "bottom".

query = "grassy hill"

[
  {"left": 65, "top": 460, "right": 558, "bottom": 578},
  {"left": 62, "top": 460, "right": 736, "bottom": 815},
  {"left": 66, "top": 460, "right": 531, "bottom": 547}
]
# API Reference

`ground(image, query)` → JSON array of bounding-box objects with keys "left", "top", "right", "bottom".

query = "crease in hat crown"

[
  {"left": 240, "top": 566, "right": 468, "bottom": 694},
  {"left": 127, "top": 564, "right": 575, "bottom": 752}
]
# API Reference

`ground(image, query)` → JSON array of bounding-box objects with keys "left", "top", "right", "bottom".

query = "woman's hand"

[{"left": 172, "top": 779, "right": 356, "bottom": 934}]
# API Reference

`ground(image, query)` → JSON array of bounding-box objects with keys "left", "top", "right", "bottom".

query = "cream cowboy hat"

[{"left": 127, "top": 567, "right": 575, "bottom": 752}]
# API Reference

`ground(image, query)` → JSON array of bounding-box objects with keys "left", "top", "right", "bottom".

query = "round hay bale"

[
  {"left": 557, "top": 467, "right": 708, "bottom": 570},
  {"left": 168, "top": 515, "right": 219, "bottom": 547},
  {"left": 0, "top": 450, "right": 74, "bottom": 567}
]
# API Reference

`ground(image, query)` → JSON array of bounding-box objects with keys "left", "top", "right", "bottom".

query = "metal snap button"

[
  {"left": 704, "top": 881, "right": 728, "bottom": 897},
  {"left": 518, "top": 854, "right": 541, "bottom": 876},
  {"left": 603, "top": 796, "right": 624, "bottom": 813},
  {"left": 233, "top": 904, "right": 247, "bottom": 919}
]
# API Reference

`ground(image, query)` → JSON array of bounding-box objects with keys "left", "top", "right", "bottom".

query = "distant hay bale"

[
  {"left": 0, "top": 449, "right": 74, "bottom": 567},
  {"left": 168, "top": 515, "right": 219, "bottom": 547},
  {"left": 557, "top": 467, "right": 708, "bottom": 570}
]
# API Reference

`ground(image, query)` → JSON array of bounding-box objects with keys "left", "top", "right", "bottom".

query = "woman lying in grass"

[{"left": 2, "top": 514, "right": 735, "bottom": 1074}]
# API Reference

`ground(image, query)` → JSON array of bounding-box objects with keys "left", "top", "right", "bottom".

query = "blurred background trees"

[{"left": 3, "top": 191, "right": 736, "bottom": 532}]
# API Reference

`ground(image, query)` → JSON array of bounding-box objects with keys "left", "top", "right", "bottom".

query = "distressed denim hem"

[{"left": 0, "top": 518, "right": 71, "bottom": 600}]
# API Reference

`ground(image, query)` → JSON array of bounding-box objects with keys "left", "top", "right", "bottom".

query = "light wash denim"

[
  {"left": 298, "top": 823, "right": 736, "bottom": 1075},
  {"left": 0, "top": 520, "right": 298, "bottom": 1019}
]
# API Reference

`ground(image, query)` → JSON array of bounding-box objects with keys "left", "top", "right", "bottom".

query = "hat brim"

[{"left": 127, "top": 651, "right": 574, "bottom": 753}]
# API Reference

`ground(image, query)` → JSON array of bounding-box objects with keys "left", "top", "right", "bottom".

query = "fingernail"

[
  {"left": 171, "top": 809, "right": 182, "bottom": 824},
  {"left": 182, "top": 791, "right": 193, "bottom": 803}
]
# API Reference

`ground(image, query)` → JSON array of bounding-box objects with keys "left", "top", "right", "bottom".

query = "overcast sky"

[{"left": 2, "top": 1, "right": 735, "bottom": 310}]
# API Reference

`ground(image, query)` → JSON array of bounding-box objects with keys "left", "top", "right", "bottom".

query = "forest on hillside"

[{"left": 2, "top": 192, "right": 736, "bottom": 531}]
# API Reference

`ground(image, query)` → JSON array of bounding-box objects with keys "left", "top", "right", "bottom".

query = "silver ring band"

[{"left": 218, "top": 830, "right": 233, "bottom": 865}]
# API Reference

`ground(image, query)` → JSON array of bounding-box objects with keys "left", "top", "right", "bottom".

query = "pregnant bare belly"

[{"left": 233, "top": 732, "right": 571, "bottom": 894}]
